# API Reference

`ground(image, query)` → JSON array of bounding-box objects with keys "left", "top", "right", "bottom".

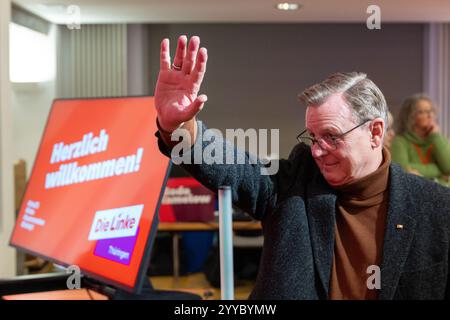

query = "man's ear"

[{"left": 369, "top": 118, "right": 385, "bottom": 148}]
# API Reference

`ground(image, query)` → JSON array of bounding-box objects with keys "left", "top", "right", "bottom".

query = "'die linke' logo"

[
  {"left": 88, "top": 204, "right": 144, "bottom": 241},
  {"left": 45, "top": 129, "right": 144, "bottom": 189},
  {"left": 95, "top": 213, "right": 136, "bottom": 234}
]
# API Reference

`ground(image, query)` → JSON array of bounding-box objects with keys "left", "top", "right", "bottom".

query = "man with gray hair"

[{"left": 155, "top": 35, "right": 450, "bottom": 299}]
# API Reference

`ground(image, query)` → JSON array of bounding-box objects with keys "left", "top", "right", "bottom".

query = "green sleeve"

[
  {"left": 408, "top": 162, "right": 442, "bottom": 178},
  {"left": 391, "top": 135, "right": 442, "bottom": 178},
  {"left": 429, "top": 133, "right": 450, "bottom": 175}
]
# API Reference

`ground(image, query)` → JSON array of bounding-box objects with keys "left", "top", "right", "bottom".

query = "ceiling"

[{"left": 12, "top": 0, "right": 450, "bottom": 24}]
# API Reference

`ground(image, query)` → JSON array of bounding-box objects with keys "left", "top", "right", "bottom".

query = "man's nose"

[{"left": 311, "top": 143, "right": 328, "bottom": 158}]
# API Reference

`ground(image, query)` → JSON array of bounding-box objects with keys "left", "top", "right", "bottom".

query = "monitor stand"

[
  {"left": 0, "top": 273, "right": 203, "bottom": 300},
  {"left": 111, "top": 277, "right": 202, "bottom": 300}
]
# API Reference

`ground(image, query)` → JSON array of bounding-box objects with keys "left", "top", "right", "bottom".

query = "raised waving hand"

[{"left": 155, "top": 35, "right": 208, "bottom": 133}]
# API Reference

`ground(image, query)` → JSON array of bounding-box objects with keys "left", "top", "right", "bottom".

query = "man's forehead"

[
  {"left": 305, "top": 94, "right": 353, "bottom": 131},
  {"left": 306, "top": 93, "right": 349, "bottom": 113}
]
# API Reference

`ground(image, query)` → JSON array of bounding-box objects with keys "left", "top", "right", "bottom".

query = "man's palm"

[{"left": 155, "top": 36, "right": 207, "bottom": 132}]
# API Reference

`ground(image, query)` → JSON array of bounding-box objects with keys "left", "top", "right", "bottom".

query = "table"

[
  {"left": 2, "top": 289, "right": 108, "bottom": 300},
  {"left": 157, "top": 221, "right": 262, "bottom": 282}
]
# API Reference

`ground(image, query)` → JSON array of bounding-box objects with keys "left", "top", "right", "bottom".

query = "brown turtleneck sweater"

[{"left": 328, "top": 148, "right": 391, "bottom": 300}]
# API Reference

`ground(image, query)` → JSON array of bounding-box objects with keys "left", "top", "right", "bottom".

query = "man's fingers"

[
  {"left": 160, "top": 38, "right": 171, "bottom": 71},
  {"left": 182, "top": 36, "right": 200, "bottom": 75},
  {"left": 191, "top": 47, "right": 208, "bottom": 87},
  {"left": 181, "top": 94, "right": 208, "bottom": 121},
  {"left": 173, "top": 35, "right": 187, "bottom": 70}
]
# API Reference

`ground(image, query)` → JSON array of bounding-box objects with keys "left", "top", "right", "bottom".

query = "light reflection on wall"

[{"left": 9, "top": 22, "right": 55, "bottom": 83}]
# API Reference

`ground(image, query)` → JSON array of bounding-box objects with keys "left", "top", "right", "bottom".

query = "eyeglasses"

[{"left": 296, "top": 119, "right": 372, "bottom": 151}]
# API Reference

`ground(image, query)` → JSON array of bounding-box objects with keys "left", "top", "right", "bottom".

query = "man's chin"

[{"left": 321, "top": 172, "right": 346, "bottom": 186}]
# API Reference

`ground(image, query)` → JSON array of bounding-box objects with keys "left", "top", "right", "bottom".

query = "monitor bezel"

[{"left": 9, "top": 95, "right": 171, "bottom": 294}]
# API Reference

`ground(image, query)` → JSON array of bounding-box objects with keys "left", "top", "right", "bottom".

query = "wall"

[
  {"left": 12, "top": 72, "right": 56, "bottom": 182},
  {"left": 10, "top": 24, "right": 57, "bottom": 179},
  {"left": 11, "top": 82, "right": 55, "bottom": 177},
  {"left": 146, "top": 23, "right": 424, "bottom": 157},
  {"left": 127, "top": 24, "right": 151, "bottom": 96},
  {"left": 423, "top": 23, "right": 450, "bottom": 138},
  {"left": 57, "top": 24, "right": 128, "bottom": 98},
  {"left": 0, "top": 0, "right": 16, "bottom": 278}
]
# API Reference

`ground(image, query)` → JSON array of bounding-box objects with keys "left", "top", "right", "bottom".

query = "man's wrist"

[
  {"left": 156, "top": 117, "right": 174, "bottom": 135},
  {"left": 156, "top": 118, "right": 197, "bottom": 149}
]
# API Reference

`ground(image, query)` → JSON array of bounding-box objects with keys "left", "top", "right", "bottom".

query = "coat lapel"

[
  {"left": 306, "top": 164, "right": 417, "bottom": 299},
  {"left": 306, "top": 172, "right": 337, "bottom": 297},
  {"left": 379, "top": 164, "right": 417, "bottom": 299}
]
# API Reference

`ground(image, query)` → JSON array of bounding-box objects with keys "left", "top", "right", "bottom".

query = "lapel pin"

[{"left": 395, "top": 224, "right": 404, "bottom": 229}]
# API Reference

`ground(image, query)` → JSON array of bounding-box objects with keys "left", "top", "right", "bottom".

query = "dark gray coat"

[{"left": 157, "top": 121, "right": 450, "bottom": 299}]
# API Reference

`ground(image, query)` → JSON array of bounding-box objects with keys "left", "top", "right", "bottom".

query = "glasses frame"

[{"left": 296, "top": 119, "right": 372, "bottom": 151}]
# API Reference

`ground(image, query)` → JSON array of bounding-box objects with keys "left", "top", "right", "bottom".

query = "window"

[{"left": 10, "top": 22, "right": 55, "bottom": 83}]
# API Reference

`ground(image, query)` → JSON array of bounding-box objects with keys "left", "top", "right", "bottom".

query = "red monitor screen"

[{"left": 10, "top": 96, "right": 170, "bottom": 293}]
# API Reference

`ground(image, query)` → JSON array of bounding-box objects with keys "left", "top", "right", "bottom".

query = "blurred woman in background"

[{"left": 391, "top": 93, "right": 450, "bottom": 186}]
